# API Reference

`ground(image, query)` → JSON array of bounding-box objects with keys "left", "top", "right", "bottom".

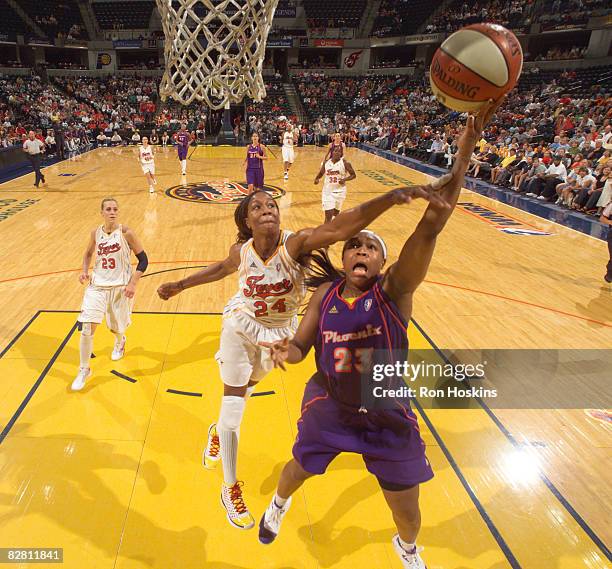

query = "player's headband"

[{"left": 360, "top": 230, "right": 387, "bottom": 260}]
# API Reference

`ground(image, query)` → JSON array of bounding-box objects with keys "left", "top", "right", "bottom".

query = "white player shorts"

[
  {"left": 215, "top": 309, "right": 297, "bottom": 387},
  {"left": 322, "top": 186, "right": 347, "bottom": 211},
  {"left": 282, "top": 146, "right": 295, "bottom": 163},
  {"left": 141, "top": 162, "right": 155, "bottom": 175},
  {"left": 78, "top": 285, "right": 133, "bottom": 333}
]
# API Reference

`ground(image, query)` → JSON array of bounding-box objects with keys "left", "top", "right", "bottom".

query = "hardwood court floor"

[{"left": 0, "top": 145, "right": 610, "bottom": 568}]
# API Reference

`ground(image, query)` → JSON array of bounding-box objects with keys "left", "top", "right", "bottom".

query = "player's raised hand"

[
  {"left": 157, "top": 281, "right": 183, "bottom": 300},
  {"left": 259, "top": 338, "right": 289, "bottom": 370},
  {"left": 389, "top": 186, "right": 450, "bottom": 209},
  {"left": 459, "top": 97, "right": 505, "bottom": 151},
  {"left": 79, "top": 272, "right": 90, "bottom": 284}
]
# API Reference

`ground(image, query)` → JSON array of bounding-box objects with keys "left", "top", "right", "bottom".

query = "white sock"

[
  {"left": 218, "top": 396, "right": 246, "bottom": 486},
  {"left": 181, "top": 159, "right": 187, "bottom": 172},
  {"left": 398, "top": 536, "right": 416, "bottom": 553},
  {"left": 114, "top": 332, "right": 124, "bottom": 344},
  {"left": 234, "top": 387, "right": 254, "bottom": 439},
  {"left": 274, "top": 492, "right": 287, "bottom": 508},
  {"left": 79, "top": 333, "right": 93, "bottom": 368}
]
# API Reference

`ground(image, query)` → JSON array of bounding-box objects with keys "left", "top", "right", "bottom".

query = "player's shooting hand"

[
  {"left": 259, "top": 338, "right": 289, "bottom": 370},
  {"left": 459, "top": 97, "right": 505, "bottom": 151},
  {"left": 79, "top": 272, "right": 90, "bottom": 284},
  {"left": 157, "top": 281, "right": 183, "bottom": 300}
]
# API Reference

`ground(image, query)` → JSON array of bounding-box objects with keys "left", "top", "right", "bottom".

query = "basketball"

[{"left": 430, "top": 23, "right": 523, "bottom": 112}]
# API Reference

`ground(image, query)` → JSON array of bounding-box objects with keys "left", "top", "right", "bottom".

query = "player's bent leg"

[
  {"left": 259, "top": 459, "right": 315, "bottom": 544},
  {"left": 382, "top": 483, "right": 427, "bottom": 569},
  {"left": 72, "top": 322, "right": 97, "bottom": 391}
]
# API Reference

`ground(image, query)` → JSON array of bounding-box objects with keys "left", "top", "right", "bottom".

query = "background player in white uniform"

[
  {"left": 156, "top": 187, "right": 441, "bottom": 531},
  {"left": 314, "top": 145, "right": 356, "bottom": 222},
  {"left": 72, "top": 198, "right": 149, "bottom": 391},
  {"left": 280, "top": 126, "right": 295, "bottom": 180},
  {"left": 138, "top": 136, "right": 156, "bottom": 193}
]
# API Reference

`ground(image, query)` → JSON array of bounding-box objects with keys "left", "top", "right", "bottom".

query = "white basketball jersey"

[
  {"left": 139, "top": 145, "right": 154, "bottom": 164},
  {"left": 323, "top": 158, "right": 347, "bottom": 192},
  {"left": 282, "top": 132, "right": 294, "bottom": 148},
  {"left": 91, "top": 225, "right": 132, "bottom": 287},
  {"left": 225, "top": 230, "right": 306, "bottom": 327}
]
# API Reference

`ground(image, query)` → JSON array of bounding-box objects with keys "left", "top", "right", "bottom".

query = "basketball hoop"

[{"left": 156, "top": 0, "right": 279, "bottom": 110}]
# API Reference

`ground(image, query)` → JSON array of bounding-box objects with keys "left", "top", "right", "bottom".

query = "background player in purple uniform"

[
  {"left": 323, "top": 132, "right": 346, "bottom": 163},
  {"left": 174, "top": 122, "right": 191, "bottom": 175},
  {"left": 244, "top": 132, "right": 267, "bottom": 193},
  {"left": 258, "top": 100, "right": 501, "bottom": 568}
]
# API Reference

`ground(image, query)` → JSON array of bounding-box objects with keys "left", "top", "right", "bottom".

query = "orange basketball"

[{"left": 429, "top": 23, "right": 523, "bottom": 112}]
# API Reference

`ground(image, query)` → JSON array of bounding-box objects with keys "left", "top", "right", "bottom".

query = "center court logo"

[{"left": 166, "top": 181, "right": 285, "bottom": 204}]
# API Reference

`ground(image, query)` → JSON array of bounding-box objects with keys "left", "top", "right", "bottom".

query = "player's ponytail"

[
  {"left": 305, "top": 249, "right": 344, "bottom": 290},
  {"left": 234, "top": 196, "right": 253, "bottom": 243}
]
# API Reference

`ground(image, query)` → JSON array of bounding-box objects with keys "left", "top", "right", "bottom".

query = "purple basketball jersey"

[
  {"left": 329, "top": 142, "right": 344, "bottom": 156},
  {"left": 246, "top": 144, "right": 263, "bottom": 169},
  {"left": 176, "top": 131, "right": 190, "bottom": 148},
  {"left": 315, "top": 278, "right": 408, "bottom": 408},
  {"left": 292, "top": 277, "right": 433, "bottom": 486}
]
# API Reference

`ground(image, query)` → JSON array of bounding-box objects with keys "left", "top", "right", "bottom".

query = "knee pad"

[
  {"left": 218, "top": 396, "right": 246, "bottom": 433},
  {"left": 81, "top": 322, "right": 93, "bottom": 336}
]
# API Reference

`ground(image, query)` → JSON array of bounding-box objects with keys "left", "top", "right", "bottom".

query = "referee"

[{"left": 23, "top": 131, "right": 46, "bottom": 188}]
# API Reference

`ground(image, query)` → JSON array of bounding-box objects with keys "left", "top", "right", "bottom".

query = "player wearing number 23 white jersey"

[
  {"left": 156, "top": 188, "right": 418, "bottom": 532},
  {"left": 72, "top": 197, "right": 149, "bottom": 392}
]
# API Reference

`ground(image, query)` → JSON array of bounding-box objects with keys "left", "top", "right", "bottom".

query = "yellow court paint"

[{"left": 0, "top": 312, "right": 608, "bottom": 568}]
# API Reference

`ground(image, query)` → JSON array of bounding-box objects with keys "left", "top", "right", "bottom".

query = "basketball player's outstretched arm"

[
  {"left": 382, "top": 99, "right": 503, "bottom": 319},
  {"left": 260, "top": 283, "right": 330, "bottom": 370},
  {"left": 285, "top": 186, "right": 448, "bottom": 258},
  {"left": 157, "top": 243, "right": 241, "bottom": 300}
]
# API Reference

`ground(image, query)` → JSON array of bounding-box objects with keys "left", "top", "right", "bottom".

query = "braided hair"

[{"left": 233, "top": 190, "right": 279, "bottom": 243}]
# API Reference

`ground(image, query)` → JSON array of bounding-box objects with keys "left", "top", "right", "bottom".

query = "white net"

[{"left": 156, "top": 0, "right": 279, "bottom": 110}]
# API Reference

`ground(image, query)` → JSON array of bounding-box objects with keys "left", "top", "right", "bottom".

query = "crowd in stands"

[
  {"left": 535, "top": 0, "right": 610, "bottom": 30},
  {"left": 53, "top": 75, "right": 158, "bottom": 129},
  {"left": 379, "top": 0, "right": 610, "bottom": 37},
  {"left": 27, "top": 0, "right": 88, "bottom": 42},
  {"left": 373, "top": 0, "right": 442, "bottom": 37},
  {"left": 285, "top": 66, "right": 611, "bottom": 217},
  {"left": 425, "top": 0, "right": 533, "bottom": 34},
  {"left": 294, "top": 72, "right": 414, "bottom": 120},
  {"left": 533, "top": 45, "right": 588, "bottom": 61},
  {"left": 1, "top": 64, "right": 610, "bottom": 218},
  {"left": 0, "top": 73, "right": 161, "bottom": 156}
]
